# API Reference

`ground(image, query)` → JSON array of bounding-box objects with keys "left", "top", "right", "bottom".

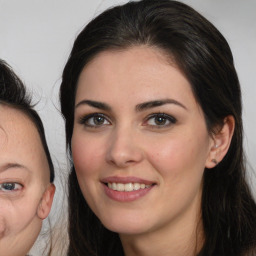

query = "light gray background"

[{"left": 0, "top": 0, "right": 255, "bottom": 254}]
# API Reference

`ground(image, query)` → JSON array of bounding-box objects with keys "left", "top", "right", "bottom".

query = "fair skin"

[
  {"left": 72, "top": 46, "right": 234, "bottom": 256},
  {"left": 0, "top": 105, "right": 55, "bottom": 256}
]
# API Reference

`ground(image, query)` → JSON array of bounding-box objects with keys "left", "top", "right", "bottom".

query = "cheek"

[
  {"left": 71, "top": 134, "right": 107, "bottom": 211},
  {"left": 0, "top": 191, "right": 42, "bottom": 237},
  {"left": 0, "top": 214, "right": 5, "bottom": 238},
  {"left": 72, "top": 134, "right": 105, "bottom": 177},
  {"left": 0, "top": 202, "right": 35, "bottom": 236},
  {"left": 147, "top": 132, "right": 209, "bottom": 180},
  {"left": 148, "top": 140, "right": 185, "bottom": 179}
]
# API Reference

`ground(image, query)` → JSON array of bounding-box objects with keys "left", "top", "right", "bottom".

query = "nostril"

[{"left": 106, "top": 151, "right": 144, "bottom": 168}]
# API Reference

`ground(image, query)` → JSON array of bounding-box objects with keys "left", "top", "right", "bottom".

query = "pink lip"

[{"left": 101, "top": 176, "right": 156, "bottom": 202}]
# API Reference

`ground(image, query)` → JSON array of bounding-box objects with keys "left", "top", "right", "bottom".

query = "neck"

[{"left": 119, "top": 196, "right": 204, "bottom": 256}]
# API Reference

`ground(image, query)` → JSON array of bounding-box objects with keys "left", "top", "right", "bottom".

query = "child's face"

[{"left": 0, "top": 105, "right": 55, "bottom": 256}]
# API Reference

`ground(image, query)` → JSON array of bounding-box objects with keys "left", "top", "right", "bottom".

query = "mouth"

[
  {"left": 106, "top": 182, "right": 152, "bottom": 192},
  {"left": 101, "top": 177, "right": 156, "bottom": 202}
]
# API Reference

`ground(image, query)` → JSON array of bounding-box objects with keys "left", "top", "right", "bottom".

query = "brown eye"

[
  {"left": 154, "top": 116, "right": 168, "bottom": 125},
  {"left": 145, "top": 113, "right": 176, "bottom": 127},
  {"left": 93, "top": 116, "right": 105, "bottom": 125},
  {"left": 79, "top": 113, "right": 111, "bottom": 127}
]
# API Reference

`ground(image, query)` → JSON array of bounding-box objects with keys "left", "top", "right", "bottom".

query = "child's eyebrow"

[{"left": 0, "top": 163, "right": 30, "bottom": 173}]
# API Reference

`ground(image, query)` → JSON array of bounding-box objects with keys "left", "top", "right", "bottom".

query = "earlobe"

[
  {"left": 37, "top": 183, "right": 55, "bottom": 220},
  {"left": 205, "top": 115, "right": 235, "bottom": 169}
]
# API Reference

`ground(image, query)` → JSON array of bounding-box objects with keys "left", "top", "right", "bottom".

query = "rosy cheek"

[
  {"left": 148, "top": 137, "right": 199, "bottom": 181},
  {"left": 72, "top": 137, "right": 104, "bottom": 175},
  {"left": 149, "top": 140, "right": 180, "bottom": 166}
]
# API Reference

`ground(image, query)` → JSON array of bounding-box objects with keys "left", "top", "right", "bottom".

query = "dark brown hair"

[{"left": 60, "top": 1, "right": 256, "bottom": 255}]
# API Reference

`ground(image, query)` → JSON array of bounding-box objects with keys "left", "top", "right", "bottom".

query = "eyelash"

[
  {"left": 79, "top": 113, "right": 111, "bottom": 128},
  {"left": 0, "top": 182, "right": 23, "bottom": 192},
  {"left": 78, "top": 112, "right": 176, "bottom": 129},
  {"left": 143, "top": 113, "right": 177, "bottom": 128}
]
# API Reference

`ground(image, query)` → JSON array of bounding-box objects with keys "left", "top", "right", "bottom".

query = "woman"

[
  {"left": 60, "top": 0, "right": 256, "bottom": 255},
  {"left": 0, "top": 60, "right": 55, "bottom": 256}
]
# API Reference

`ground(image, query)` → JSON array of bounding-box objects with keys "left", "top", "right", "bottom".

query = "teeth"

[
  {"left": 112, "top": 183, "right": 117, "bottom": 190},
  {"left": 107, "top": 182, "right": 151, "bottom": 192},
  {"left": 125, "top": 183, "right": 133, "bottom": 192},
  {"left": 117, "top": 183, "right": 125, "bottom": 191},
  {"left": 134, "top": 183, "right": 141, "bottom": 190}
]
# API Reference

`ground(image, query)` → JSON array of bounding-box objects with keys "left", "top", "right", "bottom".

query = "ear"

[
  {"left": 37, "top": 183, "right": 55, "bottom": 220},
  {"left": 205, "top": 115, "right": 235, "bottom": 169}
]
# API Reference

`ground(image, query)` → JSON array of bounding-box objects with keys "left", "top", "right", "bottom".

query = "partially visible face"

[
  {"left": 72, "top": 46, "right": 215, "bottom": 237},
  {"left": 0, "top": 106, "right": 54, "bottom": 256}
]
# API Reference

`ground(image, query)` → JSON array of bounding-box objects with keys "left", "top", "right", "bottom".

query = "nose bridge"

[{"left": 106, "top": 122, "right": 143, "bottom": 167}]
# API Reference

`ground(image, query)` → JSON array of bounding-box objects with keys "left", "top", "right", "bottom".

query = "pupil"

[
  {"left": 94, "top": 116, "right": 104, "bottom": 125},
  {"left": 155, "top": 116, "right": 166, "bottom": 125},
  {"left": 3, "top": 183, "right": 15, "bottom": 190}
]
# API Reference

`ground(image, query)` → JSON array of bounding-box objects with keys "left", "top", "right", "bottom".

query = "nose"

[{"left": 106, "top": 126, "right": 144, "bottom": 168}]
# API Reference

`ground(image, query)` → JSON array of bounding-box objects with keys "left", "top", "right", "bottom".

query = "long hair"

[{"left": 60, "top": 1, "right": 256, "bottom": 255}]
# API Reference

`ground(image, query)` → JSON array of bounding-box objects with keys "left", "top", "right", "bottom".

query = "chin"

[{"left": 100, "top": 213, "right": 152, "bottom": 235}]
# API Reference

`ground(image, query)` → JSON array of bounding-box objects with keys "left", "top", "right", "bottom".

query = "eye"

[
  {"left": 79, "top": 113, "right": 111, "bottom": 127},
  {"left": 0, "top": 182, "right": 23, "bottom": 192},
  {"left": 144, "top": 113, "right": 176, "bottom": 127}
]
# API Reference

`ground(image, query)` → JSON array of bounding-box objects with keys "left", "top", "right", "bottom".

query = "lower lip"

[{"left": 103, "top": 184, "right": 154, "bottom": 202}]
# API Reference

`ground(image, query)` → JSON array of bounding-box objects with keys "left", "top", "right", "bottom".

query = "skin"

[
  {"left": 72, "top": 46, "right": 234, "bottom": 256},
  {"left": 0, "top": 105, "right": 55, "bottom": 256}
]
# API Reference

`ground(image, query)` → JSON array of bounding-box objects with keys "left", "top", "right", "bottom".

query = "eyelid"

[
  {"left": 143, "top": 113, "right": 177, "bottom": 127},
  {"left": 146, "top": 113, "right": 176, "bottom": 122},
  {"left": 78, "top": 113, "right": 112, "bottom": 127}
]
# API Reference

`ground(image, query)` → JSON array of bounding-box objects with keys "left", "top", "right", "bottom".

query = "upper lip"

[{"left": 101, "top": 176, "right": 155, "bottom": 185}]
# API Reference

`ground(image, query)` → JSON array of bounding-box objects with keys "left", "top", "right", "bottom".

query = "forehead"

[
  {"left": 76, "top": 46, "right": 196, "bottom": 107},
  {"left": 0, "top": 105, "right": 49, "bottom": 178}
]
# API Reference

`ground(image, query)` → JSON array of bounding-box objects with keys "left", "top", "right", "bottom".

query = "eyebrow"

[
  {"left": 75, "top": 100, "right": 111, "bottom": 111},
  {"left": 135, "top": 99, "right": 187, "bottom": 111},
  {"left": 75, "top": 98, "right": 187, "bottom": 112},
  {"left": 0, "top": 163, "right": 30, "bottom": 173}
]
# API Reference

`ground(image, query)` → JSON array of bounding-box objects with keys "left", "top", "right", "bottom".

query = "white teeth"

[
  {"left": 107, "top": 182, "right": 152, "bottom": 192},
  {"left": 116, "top": 183, "right": 125, "bottom": 191},
  {"left": 134, "top": 183, "right": 140, "bottom": 190},
  {"left": 125, "top": 183, "right": 133, "bottom": 192},
  {"left": 112, "top": 183, "right": 117, "bottom": 190}
]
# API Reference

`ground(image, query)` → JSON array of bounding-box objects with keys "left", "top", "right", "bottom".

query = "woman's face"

[
  {"left": 0, "top": 106, "right": 54, "bottom": 256},
  {"left": 72, "top": 46, "right": 215, "bottom": 237}
]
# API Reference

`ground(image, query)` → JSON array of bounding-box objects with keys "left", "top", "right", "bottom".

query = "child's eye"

[
  {"left": 79, "top": 113, "right": 111, "bottom": 127},
  {"left": 144, "top": 113, "right": 176, "bottom": 127},
  {"left": 0, "top": 182, "right": 23, "bottom": 192}
]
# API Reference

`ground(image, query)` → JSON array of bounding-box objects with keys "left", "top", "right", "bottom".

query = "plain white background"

[{"left": 0, "top": 0, "right": 255, "bottom": 254}]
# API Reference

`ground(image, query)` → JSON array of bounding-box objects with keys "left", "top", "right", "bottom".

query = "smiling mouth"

[
  {"left": 106, "top": 182, "right": 154, "bottom": 192},
  {"left": 102, "top": 179, "right": 156, "bottom": 201}
]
